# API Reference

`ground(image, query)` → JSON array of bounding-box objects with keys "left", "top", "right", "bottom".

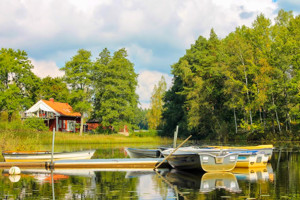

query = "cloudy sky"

[{"left": 1, "top": 0, "right": 299, "bottom": 108}]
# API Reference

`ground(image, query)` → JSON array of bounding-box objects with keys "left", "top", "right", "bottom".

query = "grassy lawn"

[{"left": 0, "top": 130, "right": 172, "bottom": 151}]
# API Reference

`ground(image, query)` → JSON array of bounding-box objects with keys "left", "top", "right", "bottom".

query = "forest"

[
  {"left": 0, "top": 10, "right": 299, "bottom": 141},
  {"left": 161, "top": 10, "right": 300, "bottom": 140}
]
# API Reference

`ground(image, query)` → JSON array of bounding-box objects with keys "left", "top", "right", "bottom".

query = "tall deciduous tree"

[
  {"left": 92, "top": 48, "right": 138, "bottom": 132},
  {"left": 61, "top": 49, "right": 93, "bottom": 135},
  {"left": 0, "top": 48, "right": 41, "bottom": 121},
  {"left": 147, "top": 76, "right": 167, "bottom": 130}
]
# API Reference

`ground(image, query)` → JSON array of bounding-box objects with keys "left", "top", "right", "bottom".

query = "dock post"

[
  {"left": 173, "top": 125, "right": 179, "bottom": 148},
  {"left": 50, "top": 128, "right": 55, "bottom": 169}
]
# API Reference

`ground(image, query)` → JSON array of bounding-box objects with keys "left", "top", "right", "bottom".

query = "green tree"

[
  {"left": 38, "top": 76, "right": 70, "bottom": 102},
  {"left": 147, "top": 76, "right": 167, "bottom": 130},
  {"left": 61, "top": 49, "right": 93, "bottom": 135},
  {"left": 0, "top": 48, "right": 41, "bottom": 121},
  {"left": 92, "top": 48, "right": 138, "bottom": 133}
]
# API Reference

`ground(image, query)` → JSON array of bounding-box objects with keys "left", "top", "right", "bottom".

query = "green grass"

[
  {"left": 40, "top": 132, "right": 171, "bottom": 145},
  {"left": 0, "top": 129, "right": 172, "bottom": 151}
]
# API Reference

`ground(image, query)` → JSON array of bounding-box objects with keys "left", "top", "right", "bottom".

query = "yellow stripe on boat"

[{"left": 208, "top": 145, "right": 273, "bottom": 150}]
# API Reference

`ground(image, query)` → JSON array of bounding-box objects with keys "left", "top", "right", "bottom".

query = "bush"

[
  {"left": 24, "top": 117, "right": 48, "bottom": 131},
  {"left": 130, "top": 129, "right": 159, "bottom": 137}
]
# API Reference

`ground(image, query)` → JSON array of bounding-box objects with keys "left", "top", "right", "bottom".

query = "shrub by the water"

[
  {"left": 24, "top": 117, "right": 48, "bottom": 131},
  {"left": 130, "top": 129, "right": 159, "bottom": 137}
]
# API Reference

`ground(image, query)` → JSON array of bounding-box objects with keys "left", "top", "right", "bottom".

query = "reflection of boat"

[
  {"left": 164, "top": 169, "right": 203, "bottom": 189},
  {"left": 2, "top": 150, "right": 96, "bottom": 162},
  {"left": 161, "top": 149, "right": 238, "bottom": 172},
  {"left": 233, "top": 164, "right": 274, "bottom": 182},
  {"left": 3, "top": 168, "right": 97, "bottom": 177},
  {"left": 125, "top": 169, "right": 169, "bottom": 178},
  {"left": 164, "top": 169, "right": 241, "bottom": 193},
  {"left": 200, "top": 172, "right": 241, "bottom": 193},
  {"left": 125, "top": 148, "right": 164, "bottom": 158}
]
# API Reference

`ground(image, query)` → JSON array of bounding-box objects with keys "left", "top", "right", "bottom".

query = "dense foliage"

[
  {"left": 61, "top": 49, "right": 93, "bottom": 135},
  {"left": 163, "top": 10, "right": 300, "bottom": 140},
  {"left": 24, "top": 117, "right": 48, "bottom": 131},
  {"left": 91, "top": 48, "right": 138, "bottom": 132},
  {"left": 0, "top": 48, "right": 40, "bottom": 121},
  {"left": 0, "top": 47, "right": 140, "bottom": 133}
]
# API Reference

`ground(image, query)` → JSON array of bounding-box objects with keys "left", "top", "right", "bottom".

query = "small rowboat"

[
  {"left": 161, "top": 149, "right": 238, "bottom": 172},
  {"left": 125, "top": 148, "right": 164, "bottom": 158},
  {"left": 199, "top": 152, "right": 238, "bottom": 172},
  {"left": 235, "top": 152, "right": 269, "bottom": 168},
  {"left": 161, "top": 150, "right": 200, "bottom": 170},
  {"left": 2, "top": 150, "right": 96, "bottom": 162}
]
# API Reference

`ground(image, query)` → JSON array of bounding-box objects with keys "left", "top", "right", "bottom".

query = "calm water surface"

[{"left": 1, "top": 142, "right": 300, "bottom": 199}]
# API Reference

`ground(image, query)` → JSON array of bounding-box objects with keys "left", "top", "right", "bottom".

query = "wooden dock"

[{"left": 0, "top": 158, "right": 170, "bottom": 169}]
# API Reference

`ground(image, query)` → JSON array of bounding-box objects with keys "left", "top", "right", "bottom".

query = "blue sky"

[{"left": 0, "top": 0, "right": 299, "bottom": 108}]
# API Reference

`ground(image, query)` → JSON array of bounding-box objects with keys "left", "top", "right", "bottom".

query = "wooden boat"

[
  {"left": 200, "top": 172, "right": 241, "bottom": 193},
  {"left": 49, "top": 158, "right": 170, "bottom": 169},
  {"left": 125, "top": 147, "right": 164, "bottom": 158},
  {"left": 2, "top": 150, "right": 96, "bottom": 162}
]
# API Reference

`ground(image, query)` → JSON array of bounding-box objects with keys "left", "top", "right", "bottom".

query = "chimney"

[{"left": 49, "top": 98, "right": 54, "bottom": 102}]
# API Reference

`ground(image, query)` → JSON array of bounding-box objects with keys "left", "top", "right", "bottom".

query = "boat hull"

[
  {"left": 209, "top": 145, "right": 273, "bottom": 160},
  {"left": 125, "top": 148, "right": 162, "bottom": 158},
  {"left": 236, "top": 153, "right": 269, "bottom": 168},
  {"left": 2, "top": 150, "right": 96, "bottom": 162},
  {"left": 163, "top": 152, "right": 201, "bottom": 170},
  {"left": 199, "top": 153, "right": 238, "bottom": 172}
]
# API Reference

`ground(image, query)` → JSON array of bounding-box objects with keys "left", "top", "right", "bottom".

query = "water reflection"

[
  {"left": 0, "top": 166, "right": 274, "bottom": 199},
  {"left": 1, "top": 148, "right": 300, "bottom": 199}
]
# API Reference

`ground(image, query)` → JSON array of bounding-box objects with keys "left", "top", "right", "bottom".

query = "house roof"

[{"left": 42, "top": 100, "right": 81, "bottom": 117}]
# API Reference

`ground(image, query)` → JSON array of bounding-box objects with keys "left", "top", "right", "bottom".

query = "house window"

[
  {"left": 59, "top": 120, "right": 62, "bottom": 128},
  {"left": 63, "top": 120, "right": 66, "bottom": 129},
  {"left": 67, "top": 120, "right": 75, "bottom": 132}
]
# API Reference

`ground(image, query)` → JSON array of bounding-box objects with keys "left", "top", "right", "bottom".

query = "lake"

[{"left": 0, "top": 142, "right": 300, "bottom": 199}]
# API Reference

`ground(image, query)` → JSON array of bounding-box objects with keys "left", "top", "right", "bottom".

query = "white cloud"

[
  {"left": 126, "top": 44, "right": 154, "bottom": 64},
  {"left": 0, "top": 0, "right": 288, "bottom": 107},
  {"left": 30, "top": 59, "right": 64, "bottom": 78},
  {"left": 137, "top": 70, "right": 172, "bottom": 109}
]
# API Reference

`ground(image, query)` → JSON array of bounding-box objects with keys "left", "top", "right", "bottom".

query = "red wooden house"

[{"left": 24, "top": 98, "right": 81, "bottom": 132}]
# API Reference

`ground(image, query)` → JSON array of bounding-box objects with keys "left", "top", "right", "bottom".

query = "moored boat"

[
  {"left": 161, "top": 150, "right": 200, "bottom": 170},
  {"left": 125, "top": 148, "right": 163, "bottom": 158},
  {"left": 208, "top": 145, "right": 274, "bottom": 160},
  {"left": 2, "top": 150, "right": 96, "bottom": 162},
  {"left": 199, "top": 152, "right": 239, "bottom": 172},
  {"left": 161, "top": 149, "right": 239, "bottom": 172},
  {"left": 235, "top": 152, "right": 269, "bottom": 168}
]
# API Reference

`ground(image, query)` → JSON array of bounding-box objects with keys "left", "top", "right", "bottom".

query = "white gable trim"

[{"left": 25, "top": 100, "right": 60, "bottom": 116}]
